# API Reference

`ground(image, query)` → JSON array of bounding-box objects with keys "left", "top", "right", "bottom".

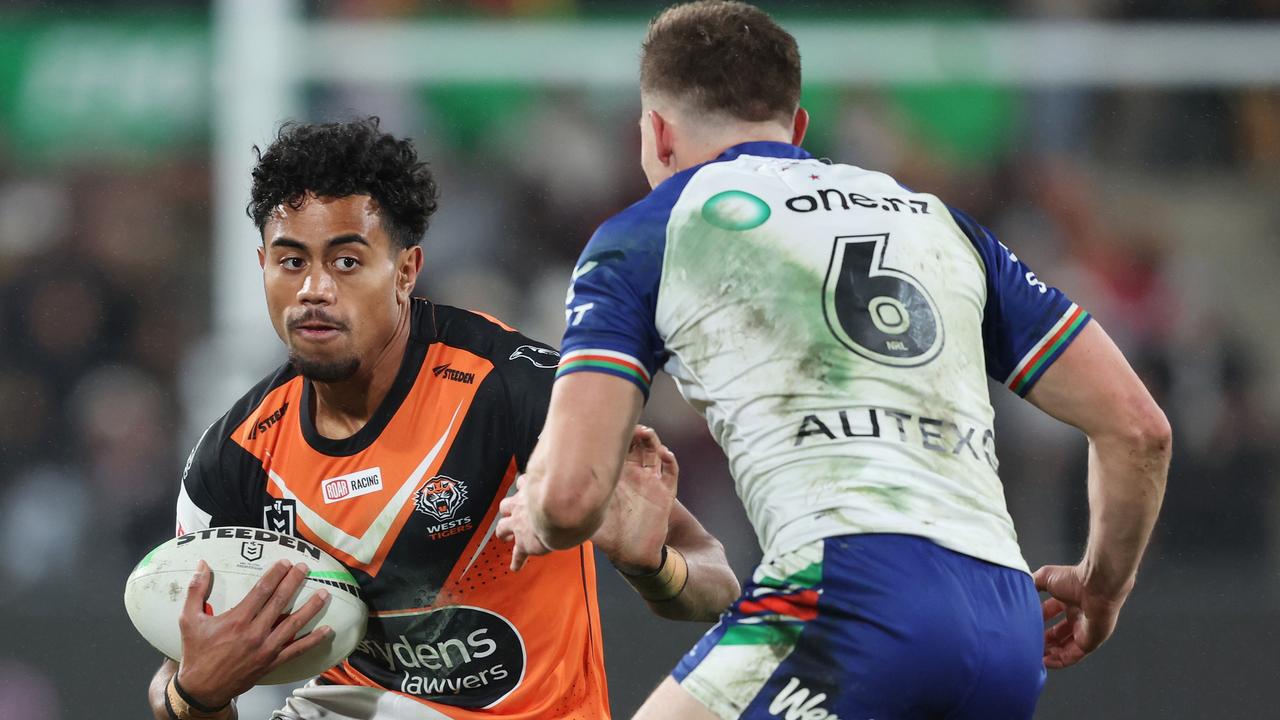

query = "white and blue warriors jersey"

[{"left": 558, "top": 142, "right": 1090, "bottom": 573}]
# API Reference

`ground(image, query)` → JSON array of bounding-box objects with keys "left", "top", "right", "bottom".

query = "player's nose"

[{"left": 298, "top": 268, "right": 337, "bottom": 304}]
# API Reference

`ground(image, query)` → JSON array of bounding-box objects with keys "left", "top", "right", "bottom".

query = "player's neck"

[
  {"left": 674, "top": 127, "right": 794, "bottom": 173},
  {"left": 309, "top": 310, "right": 412, "bottom": 440}
]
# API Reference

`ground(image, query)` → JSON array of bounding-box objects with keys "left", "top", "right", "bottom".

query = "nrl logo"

[
  {"left": 263, "top": 499, "right": 297, "bottom": 535},
  {"left": 509, "top": 345, "right": 560, "bottom": 369},
  {"left": 414, "top": 475, "right": 469, "bottom": 522},
  {"left": 240, "top": 541, "right": 264, "bottom": 562}
]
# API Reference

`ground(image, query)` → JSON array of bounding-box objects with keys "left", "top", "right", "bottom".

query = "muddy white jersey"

[{"left": 558, "top": 142, "right": 1089, "bottom": 572}]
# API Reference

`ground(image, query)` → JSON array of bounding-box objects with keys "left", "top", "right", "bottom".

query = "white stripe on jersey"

[
  {"left": 176, "top": 420, "right": 218, "bottom": 536},
  {"left": 1003, "top": 302, "right": 1082, "bottom": 387}
]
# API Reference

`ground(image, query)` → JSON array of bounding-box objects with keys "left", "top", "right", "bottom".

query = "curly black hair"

[{"left": 247, "top": 117, "right": 439, "bottom": 250}]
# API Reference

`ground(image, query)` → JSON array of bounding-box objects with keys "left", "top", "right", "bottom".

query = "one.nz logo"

[{"left": 414, "top": 475, "right": 468, "bottom": 522}]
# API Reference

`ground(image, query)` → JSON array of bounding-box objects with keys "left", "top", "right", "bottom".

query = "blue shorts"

[{"left": 673, "top": 534, "right": 1046, "bottom": 719}]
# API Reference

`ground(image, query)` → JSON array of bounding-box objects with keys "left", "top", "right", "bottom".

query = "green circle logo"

[{"left": 701, "top": 190, "right": 771, "bottom": 231}]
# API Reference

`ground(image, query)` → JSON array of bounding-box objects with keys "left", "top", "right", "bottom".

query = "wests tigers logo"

[{"left": 414, "top": 475, "right": 469, "bottom": 522}]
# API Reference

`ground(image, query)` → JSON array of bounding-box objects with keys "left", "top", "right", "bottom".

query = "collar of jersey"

[
  {"left": 297, "top": 298, "right": 433, "bottom": 457},
  {"left": 656, "top": 141, "right": 812, "bottom": 193},
  {"left": 714, "top": 140, "right": 812, "bottom": 163}
]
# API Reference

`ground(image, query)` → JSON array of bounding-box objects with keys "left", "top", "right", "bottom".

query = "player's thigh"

[
  {"left": 947, "top": 566, "right": 1046, "bottom": 720},
  {"left": 670, "top": 538, "right": 921, "bottom": 719},
  {"left": 682, "top": 535, "right": 1004, "bottom": 719},
  {"left": 633, "top": 677, "right": 720, "bottom": 720}
]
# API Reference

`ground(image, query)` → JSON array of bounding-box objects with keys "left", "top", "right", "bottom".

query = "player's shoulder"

[
  {"left": 805, "top": 159, "right": 991, "bottom": 254},
  {"left": 590, "top": 165, "right": 706, "bottom": 252},
  {"left": 426, "top": 301, "right": 561, "bottom": 380},
  {"left": 186, "top": 362, "right": 299, "bottom": 471},
  {"left": 812, "top": 158, "right": 943, "bottom": 203}
]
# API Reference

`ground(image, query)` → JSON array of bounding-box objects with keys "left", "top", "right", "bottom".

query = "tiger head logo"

[{"left": 415, "top": 475, "right": 469, "bottom": 522}]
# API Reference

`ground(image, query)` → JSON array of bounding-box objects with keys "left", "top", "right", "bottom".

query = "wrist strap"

[
  {"left": 620, "top": 545, "right": 689, "bottom": 602},
  {"left": 166, "top": 676, "right": 232, "bottom": 720},
  {"left": 616, "top": 545, "right": 667, "bottom": 578}
]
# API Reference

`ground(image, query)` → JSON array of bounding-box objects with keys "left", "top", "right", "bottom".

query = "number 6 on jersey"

[{"left": 822, "top": 234, "right": 944, "bottom": 366}]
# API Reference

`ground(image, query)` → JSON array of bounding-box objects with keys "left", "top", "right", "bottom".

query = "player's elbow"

[
  {"left": 657, "top": 539, "right": 740, "bottom": 622},
  {"left": 1098, "top": 397, "right": 1172, "bottom": 493},
  {"left": 1142, "top": 407, "right": 1172, "bottom": 457},
  {"left": 656, "top": 568, "right": 739, "bottom": 623},
  {"left": 1125, "top": 401, "right": 1172, "bottom": 461},
  {"left": 704, "top": 561, "right": 742, "bottom": 619},
  {"left": 1093, "top": 389, "right": 1172, "bottom": 460}
]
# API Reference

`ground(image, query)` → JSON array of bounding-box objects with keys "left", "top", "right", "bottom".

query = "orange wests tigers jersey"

[{"left": 175, "top": 299, "right": 609, "bottom": 719}]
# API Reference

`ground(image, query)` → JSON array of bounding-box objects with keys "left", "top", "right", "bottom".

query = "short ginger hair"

[{"left": 640, "top": 1, "right": 802, "bottom": 125}]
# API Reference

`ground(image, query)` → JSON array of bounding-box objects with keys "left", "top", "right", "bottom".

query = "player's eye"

[
  {"left": 280, "top": 257, "right": 305, "bottom": 270},
  {"left": 336, "top": 256, "right": 359, "bottom": 271}
]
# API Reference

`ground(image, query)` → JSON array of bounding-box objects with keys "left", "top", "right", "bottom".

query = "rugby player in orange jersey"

[{"left": 146, "top": 118, "right": 739, "bottom": 720}]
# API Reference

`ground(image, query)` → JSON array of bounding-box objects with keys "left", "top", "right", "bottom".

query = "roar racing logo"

[{"left": 414, "top": 475, "right": 469, "bottom": 522}]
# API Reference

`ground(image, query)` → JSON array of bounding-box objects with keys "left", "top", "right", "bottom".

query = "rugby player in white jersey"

[{"left": 497, "top": 2, "right": 1172, "bottom": 718}]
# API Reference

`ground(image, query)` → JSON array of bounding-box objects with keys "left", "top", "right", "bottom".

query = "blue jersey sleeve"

[
  {"left": 950, "top": 208, "right": 1092, "bottom": 397},
  {"left": 557, "top": 187, "right": 686, "bottom": 399}
]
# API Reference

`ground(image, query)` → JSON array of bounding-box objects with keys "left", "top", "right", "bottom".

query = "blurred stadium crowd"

[{"left": 1, "top": 2, "right": 1278, "bottom": 719}]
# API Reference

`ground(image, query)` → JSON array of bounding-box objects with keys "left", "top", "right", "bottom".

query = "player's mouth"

[
  {"left": 288, "top": 311, "right": 347, "bottom": 343},
  {"left": 294, "top": 324, "right": 341, "bottom": 342}
]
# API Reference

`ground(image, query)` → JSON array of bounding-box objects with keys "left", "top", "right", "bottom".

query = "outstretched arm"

[
  {"left": 1025, "top": 320, "right": 1171, "bottom": 668},
  {"left": 591, "top": 426, "right": 739, "bottom": 622},
  {"left": 497, "top": 414, "right": 740, "bottom": 622}
]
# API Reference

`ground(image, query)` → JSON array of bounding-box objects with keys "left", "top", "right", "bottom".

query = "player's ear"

[
  {"left": 396, "top": 245, "right": 422, "bottom": 303},
  {"left": 650, "top": 110, "right": 675, "bottom": 169},
  {"left": 257, "top": 245, "right": 266, "bottom": 269},
  {"left": 791, "top": 107, "right": 810, "bottom": 147}
]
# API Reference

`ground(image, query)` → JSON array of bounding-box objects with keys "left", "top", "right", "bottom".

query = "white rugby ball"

[{"left": 125, "top": 527, "right": 368, "bottom": 684}]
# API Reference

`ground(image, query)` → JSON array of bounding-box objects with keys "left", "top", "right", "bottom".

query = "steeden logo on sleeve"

[
  {"left": 432, "top": 363, "right": 475, "bottom": 384},
  {"left": 248, "top": 401, "right": 289, "bottom": 440}
]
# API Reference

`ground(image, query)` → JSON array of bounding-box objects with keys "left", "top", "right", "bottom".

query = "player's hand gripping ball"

[{"left": 124, "top": 527, "right": 367, "bottom": 684}]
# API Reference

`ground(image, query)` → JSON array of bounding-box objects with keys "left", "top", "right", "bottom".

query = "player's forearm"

[
  {"left": 525, "top": 458, "right": 616, "bottom": 549},
  {"left": 150, "top": 660, "right": 178, "bottom": 720},
  {"left": 619, "top": 501, "right": 740, "bottom": 622},
  {"left": 647, "top": 538, "right": 739, "bottom": 622},
  {"left": 1081, "top": 415, "right": 1171, "bottom": 599},
  {"left": 1023, "top": 322, "right": 1172, "bottom": 597},
  {"left": 527, "top": 373, "right": 644, "bottom": 548}
]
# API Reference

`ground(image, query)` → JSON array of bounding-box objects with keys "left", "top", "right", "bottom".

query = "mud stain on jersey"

[
  {"left": 664, "top": 213, "right": 861, "bottom": 410},
  {"left": 846, "top": 485, "right": 913, "bottom": 514}
]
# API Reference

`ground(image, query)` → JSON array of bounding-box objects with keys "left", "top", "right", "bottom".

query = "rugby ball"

[{"left": 124, "top": 527, "right": 367, "bottom": 684}]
